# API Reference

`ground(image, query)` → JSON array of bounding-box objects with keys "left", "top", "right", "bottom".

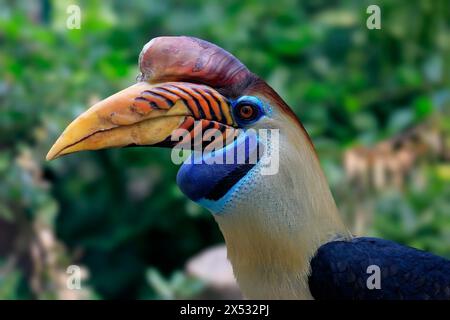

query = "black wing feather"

[{"left": 308, "top": 237, "right": 450, "bottom": 300}]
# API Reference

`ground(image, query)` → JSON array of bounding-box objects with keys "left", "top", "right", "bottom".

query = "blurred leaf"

[{"left": 414, "top": 96, "right": 433, "bottom": 119}]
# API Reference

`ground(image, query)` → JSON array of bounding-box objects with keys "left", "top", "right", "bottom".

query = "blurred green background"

[{"left": 0, "top": 0, "right": 449, "bottom": 299}]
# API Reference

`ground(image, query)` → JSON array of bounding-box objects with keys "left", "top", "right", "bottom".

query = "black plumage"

[{"left": 309, "top": 237, "right": 450, "bottom": 300}]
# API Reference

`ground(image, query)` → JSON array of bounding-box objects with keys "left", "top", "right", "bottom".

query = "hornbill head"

[
  {"left": 47, "top": 36, "right": 347, "bottom": 299},
  {"left": 46, "top": 36, "right": 304, "bottom": 208}
]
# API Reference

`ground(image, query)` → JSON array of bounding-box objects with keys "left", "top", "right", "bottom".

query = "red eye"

[{"left": 237, "top": 104, "right": 256, "bottom": 120}]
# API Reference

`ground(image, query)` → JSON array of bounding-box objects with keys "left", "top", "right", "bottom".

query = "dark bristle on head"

[{"left": 138, "top": 36, "right": 257, "bottom": 97}]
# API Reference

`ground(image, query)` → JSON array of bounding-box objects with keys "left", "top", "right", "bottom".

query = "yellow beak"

[{"left": 46, "top": 81, "right": 237, "bottom": 160}]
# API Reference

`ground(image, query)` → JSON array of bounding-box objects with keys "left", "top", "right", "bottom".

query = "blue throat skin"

[{"left": 176, "top": 131, "right": 263, "bottom": 213}]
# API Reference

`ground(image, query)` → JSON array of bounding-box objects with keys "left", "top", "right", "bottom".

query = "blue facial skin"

[
  {"left": 176, "top": 96, "right": 267, "bottom": 213},
  {"left": 176, "top": 131, "right": 261, "bottom": 211}
]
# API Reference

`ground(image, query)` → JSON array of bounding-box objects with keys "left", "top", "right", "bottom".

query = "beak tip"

[
  {"left": 45, "top": 153, "right": 55, "bottom": 161},
  {"left": 46, "top": 145, "right": 60, "bottom": 161}
]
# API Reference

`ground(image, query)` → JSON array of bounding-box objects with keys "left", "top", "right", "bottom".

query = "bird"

[{"left": 46, "top": 36, "right": 450, "bottom": 300}]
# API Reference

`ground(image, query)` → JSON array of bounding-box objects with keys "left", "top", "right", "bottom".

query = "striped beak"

[{"left": 46, "top": 82, "right": 238, "bottom": 160}]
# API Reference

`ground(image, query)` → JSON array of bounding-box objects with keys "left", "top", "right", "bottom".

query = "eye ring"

[{"left": 232, "top": 96, "right": 263, "bottom": 125}]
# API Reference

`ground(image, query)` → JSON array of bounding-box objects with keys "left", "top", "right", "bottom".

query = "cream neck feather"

[{"left": 213, "top": 114, "right": 350, "bottom": 299}]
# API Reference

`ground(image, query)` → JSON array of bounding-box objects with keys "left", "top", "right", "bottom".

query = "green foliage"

[
  {"left": 0, "top": 0, "right": 449, "bottom": 299},
  {"left": 372, "top": 167, "right": 450, "bottom": 257}
]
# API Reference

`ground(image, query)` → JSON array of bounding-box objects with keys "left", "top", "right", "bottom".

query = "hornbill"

[{"left": 47, "top": 36, "right": 450, "bottom": 300}]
